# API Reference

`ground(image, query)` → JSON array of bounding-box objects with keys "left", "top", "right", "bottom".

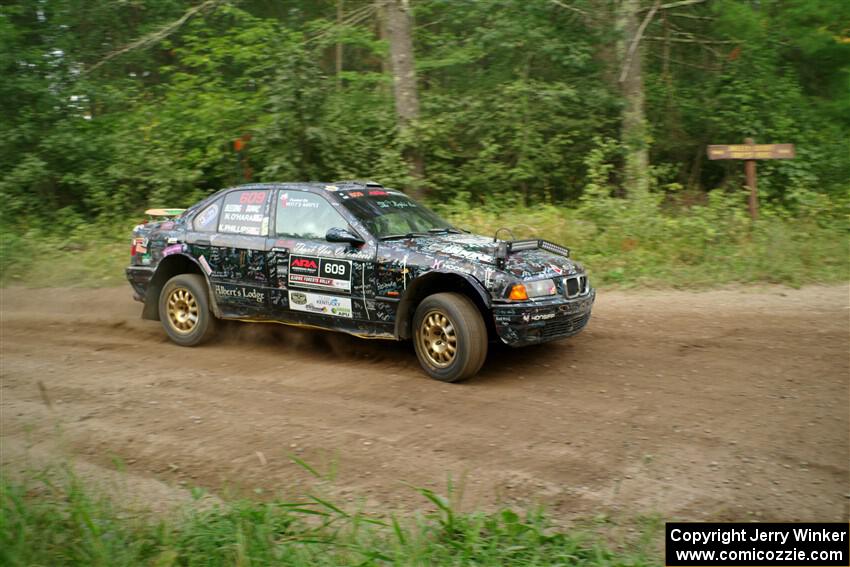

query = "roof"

[{"left": 217, "top": 180, "right": 386, "bottom": 193}]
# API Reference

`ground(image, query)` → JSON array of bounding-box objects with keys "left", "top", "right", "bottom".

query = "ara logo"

[
  {"left": 290, "top": 256, "right": 319, "bottom": 275},
  {"left": 292, "top": 258, "right": 317, "bottom": 269}
]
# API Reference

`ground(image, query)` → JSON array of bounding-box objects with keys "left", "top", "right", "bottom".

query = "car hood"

[{"left": 380, "top": 233, "right": 584, "bottom": 282}]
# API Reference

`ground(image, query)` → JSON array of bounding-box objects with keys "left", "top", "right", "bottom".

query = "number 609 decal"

[
  {"left": 321, "top": 259, "right": 351, "bottom": 281},
  {"left": 288, "top": 256, "right": 352, "bottom": 293},
  {"left": 324, "top": 263, "right": 346, "bottom": 275}
]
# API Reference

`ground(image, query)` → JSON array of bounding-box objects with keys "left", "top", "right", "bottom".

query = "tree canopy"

[{"left": 1, "top": 0, "right": 848, "bottom": 230}]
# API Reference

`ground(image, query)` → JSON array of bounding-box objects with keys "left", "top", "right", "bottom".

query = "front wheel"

[
  {"left": 413, "top": 292, "right": 488, "bottom": 382},
  {"left": 158, "top": 274, "right": 217, "bottom": 346}
]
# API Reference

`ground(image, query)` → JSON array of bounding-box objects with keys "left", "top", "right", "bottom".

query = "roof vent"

[{"left": 333, "top": 179, "right": 383, "bottom": 188}]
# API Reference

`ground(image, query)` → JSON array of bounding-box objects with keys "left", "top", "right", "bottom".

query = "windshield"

[{"left": 340, "top": 191, "right": 455, "bottom": 238}]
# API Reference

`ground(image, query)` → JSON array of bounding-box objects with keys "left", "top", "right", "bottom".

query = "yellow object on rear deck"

[{"left": 145, "top": 208, "right": 186, "bottom": 217}]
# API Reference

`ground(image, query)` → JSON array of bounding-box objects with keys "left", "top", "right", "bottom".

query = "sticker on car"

[
  {"left": 218, "top": 190, "right": 268, "bottom": 235},
  {"left": 195, "top": 203, "right": 219, "bottom": 228},
  {"left": 288, "top": 255, "right": 352, "bottom": 293},
  {"left": 214, "top": 284, "right": 265, "bottom": 304},
  {"left": 288, "top": 290, "right": 352, "bottom": 318}
]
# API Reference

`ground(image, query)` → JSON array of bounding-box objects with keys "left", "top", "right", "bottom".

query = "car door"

[
  {"left": 203, "top": 188, "right": 274, "bottom": 318},
  {"left": 267, "top": 188, "right": 381, "bottom": 332}
]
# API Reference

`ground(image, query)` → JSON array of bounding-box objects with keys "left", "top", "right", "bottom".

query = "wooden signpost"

[{"left": 707, "top": 138, "right": 795, "bottom": 220}]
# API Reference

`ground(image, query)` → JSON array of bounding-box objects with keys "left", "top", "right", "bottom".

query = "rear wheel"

[
  {"left": 158, "top": 274, "right": 217, "bottom": 346},
  {"left": 413, "top": 292, "right": 487, "bottom": 382}
]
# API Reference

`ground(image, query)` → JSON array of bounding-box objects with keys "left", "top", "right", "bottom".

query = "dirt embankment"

[{"left": 1, "top": 284, "right": 848, "bottom": 521}]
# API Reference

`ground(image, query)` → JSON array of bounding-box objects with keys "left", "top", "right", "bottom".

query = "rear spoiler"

[
  {"left": 145, "top": 208, "right": 186, "bottom": 217},
  {"left": 494, "top": 239, "right": 570, "bottom": 269}
]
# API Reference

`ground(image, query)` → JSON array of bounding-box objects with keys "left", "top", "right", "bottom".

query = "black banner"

[{"left": 666, "top": 523, "right": 849, "bottom": 566}]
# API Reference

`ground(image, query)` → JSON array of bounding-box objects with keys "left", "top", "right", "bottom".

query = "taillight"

[{"left": 131, "top": 235, "right": 145, "bottom": 257}]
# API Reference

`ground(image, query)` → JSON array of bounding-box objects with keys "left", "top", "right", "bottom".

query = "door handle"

[{"left": 195, "top": 239, "right": 210, "bottom": 246}]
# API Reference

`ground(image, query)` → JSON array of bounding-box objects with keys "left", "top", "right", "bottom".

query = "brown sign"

[
  {"left": 707, "top": 143, "right": 795, "bottom": 160},
  {"left": 707, "top": 138, "right": 796, "bottom": 221}
]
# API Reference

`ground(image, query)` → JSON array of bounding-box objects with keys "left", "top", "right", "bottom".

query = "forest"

[{"left": 1, "top": 0, "right": 848, "bottom": 286}]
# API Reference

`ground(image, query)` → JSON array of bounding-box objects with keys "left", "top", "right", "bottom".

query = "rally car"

[{"left": 126, "top": 181, "right": 594, "bottom": 382}]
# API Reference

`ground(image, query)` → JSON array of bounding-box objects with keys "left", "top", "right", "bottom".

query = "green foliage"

[
  {"left": 645, "top": 0, "right": 850, "bottom": 202},
  {"left": 413, "top": 0, "right": 618, "bottom": 204},
  {"left": 438, "top": 148, "right": 849, "bottom": 288},
  {"left": 0, "top": 0, "right": 847, "bottom": 288},
  {"left": 1, "top": 473, "right": 658, "bottom": 566},
  {"left": 442, "top": 203, "right": 849, "bottom": 288},
  {"left": 0, "top": 221, "right": 133, "bottom": 287}
]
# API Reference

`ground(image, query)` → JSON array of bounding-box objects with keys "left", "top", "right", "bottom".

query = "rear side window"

[
  {"left": 275, "top": 191, "right": 349, "bottom": 240},
  {"left": 218, "top": 190, "right": 270, "bottom": 236},
  {"left": 193, "top": 199, "right": 221, "bottom": 232}
]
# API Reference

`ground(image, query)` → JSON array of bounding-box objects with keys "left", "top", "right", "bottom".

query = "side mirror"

[{"left": 326, "top": 227, "right": 365, "bottom": 246}]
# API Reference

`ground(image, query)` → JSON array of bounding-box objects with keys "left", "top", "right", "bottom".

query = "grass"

[
  {"left": 1, "top": 225, "right": 131, "bottom": 288},
  {"left": 1, "top": 199, "right": 847, "bottom": 289},
  {"left": 0, "top": 470, "right": 660, "bottom": 567},
  {"left": 441, "top": 203, "right": 849, "bottom": 288}
]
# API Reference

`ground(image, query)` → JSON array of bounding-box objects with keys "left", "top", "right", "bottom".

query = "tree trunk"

[
  {"left": 375, "top": 2, "right": 391, "bottom": 94},
  {"left": 335, "top": 0, "right": 343, "bottom": 90},
  {"left": 617, "top": 0, "right": 650, "bottom": 197},
  {"left": 382, "top": 0, "right": 425, "bottom": 200}
]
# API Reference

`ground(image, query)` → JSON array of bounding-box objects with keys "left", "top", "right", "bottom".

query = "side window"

[
  {"left": 276, "top": 191, "right": 349, "bottom": 240},
  {"left": 218, "top": 190, "right": 270, "bottom": 236},
  {"left": 193, "top": 199, "right": 221, "bottom": 232}
]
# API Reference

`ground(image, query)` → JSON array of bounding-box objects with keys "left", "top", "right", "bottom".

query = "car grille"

[
  {"left": 541, "top": 313, "right": 590, "bottom": 340},
  {"left": 563, "top": 274, "right": 589, "bottom": 298}
]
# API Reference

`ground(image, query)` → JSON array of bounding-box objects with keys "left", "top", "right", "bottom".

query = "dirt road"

[{"left": 1, "top": 285, "right": 848, "bottom": 522}]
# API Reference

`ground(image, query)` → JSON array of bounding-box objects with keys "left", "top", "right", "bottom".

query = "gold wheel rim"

[
  {"left": 419, "top": 310, "right": 457, "bottom": 368},
  {"left": 166, "top": 287, "right": 199, "bottom": 334}
]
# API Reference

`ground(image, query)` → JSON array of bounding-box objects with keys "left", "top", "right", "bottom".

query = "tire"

[
  {"left": 412, "top": 292, "right": 488, "bottom": 383},
  {"left": 158, "top": 274, "right": 217, "bottom": 346}
]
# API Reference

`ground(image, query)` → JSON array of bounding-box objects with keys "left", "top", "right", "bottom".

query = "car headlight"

[{"left": 508, "top": 278, "right": 557, "bottom": 300}]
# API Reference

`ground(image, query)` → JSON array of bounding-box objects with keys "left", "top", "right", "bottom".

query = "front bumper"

[
  {"left": 492, "top": 289, "right": 595, "bottom": 347},
  {"left": 126, "top": 266, "right": 155, "bottom": 302}
]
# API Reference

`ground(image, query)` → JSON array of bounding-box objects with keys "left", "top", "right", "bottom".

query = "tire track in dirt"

[{"left": 1, "top": 285, "right": 848, "bottom": 521}]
